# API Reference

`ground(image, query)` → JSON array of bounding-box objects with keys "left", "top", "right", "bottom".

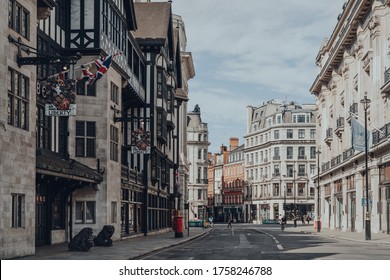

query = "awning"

[{"left": 36, "top": 148, "right": 103, "bottom": 184}]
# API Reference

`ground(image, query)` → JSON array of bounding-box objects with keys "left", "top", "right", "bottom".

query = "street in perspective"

[
  {"left": 137, "top": 223, "right": 390, "bottom": 260},
  {"left": 2, "top": 0, "right": 390, "bottom": 269}
]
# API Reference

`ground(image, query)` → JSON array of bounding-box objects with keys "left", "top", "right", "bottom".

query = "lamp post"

[
  {"left": 361, "top": 96, "right": 371, "bottom": 240},
  {"left": 293, "top": 168, "right": 297, "bottom": 228},
  {"left": 284, "top": 184, "right": 287, "bottom": 218},
  {"left": 248, "top": 183, "right": 253, "bottom": 223},
  {"left": 316, "top": 149, "right": 321, "bottom": 232}
]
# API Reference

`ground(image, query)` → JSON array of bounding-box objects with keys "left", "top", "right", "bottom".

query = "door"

[
  {"left": 350, "top": 193, "right": 356, "bottom": 232},
  {"left": 35, "top": 193, "right": 48, "bottom": 246},
  {"left": 387, "top": 202, "right": 390, "bottom": 234}
]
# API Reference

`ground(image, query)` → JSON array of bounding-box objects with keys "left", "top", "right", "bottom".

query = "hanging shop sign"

[
  {"left": 38, "top": 74, "right": 77, "bottom": 116},
  {"left": 131, "top": 127, "right": 151, "bottom": 154}
]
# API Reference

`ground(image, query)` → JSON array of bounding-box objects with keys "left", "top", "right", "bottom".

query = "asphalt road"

[{"left": 139, "top": 224, "right": 390, "bottom": 260}]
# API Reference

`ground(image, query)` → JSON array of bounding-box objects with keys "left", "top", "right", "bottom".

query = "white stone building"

[
  {"left": 244, "top": 100, "right": 317, "bottom": 224},
  {"left": 310, "top": 0, "right": 390, "bottom": 235},
  {"left": 187, "top": 105, "right": 209, "bottom": 221}
]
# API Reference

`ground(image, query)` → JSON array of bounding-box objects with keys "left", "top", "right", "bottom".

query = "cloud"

[{"left": 171, "top": 0, "right": 345, "bottom": 152}]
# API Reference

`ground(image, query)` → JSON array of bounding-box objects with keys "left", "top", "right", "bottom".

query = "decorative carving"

[
  {"left": 68, "top": 228, "right": 94, "bottom": 251},
  {"left": 93, "top": 225, "right": 115, "bottom": 247},
  {"left": 368, "top": 16, "right": 380, "bottom": 31},
  {"left": 37, "top": 7, "right": 51, "bottom": 20}
]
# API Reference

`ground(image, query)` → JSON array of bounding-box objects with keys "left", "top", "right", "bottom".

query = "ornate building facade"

[
  {"left": 222, "top": 139, "right": 244, "bottom": 222},
  {"left": 310, "top": 0, "right": 390, "bottom": 235},
  {"left": 244, "top": 100, "right": 316, "bottom": 223},
  {"left": 187, "top": 105, "right": 209, "bottom": 221}
]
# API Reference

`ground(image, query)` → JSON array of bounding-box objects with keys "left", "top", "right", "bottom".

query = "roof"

[
  {"left": 36, "top": 148, "right": 103, "bottom": 183},
  {"left": 132, "top": 2, "right": 171, "bottom": 44}
]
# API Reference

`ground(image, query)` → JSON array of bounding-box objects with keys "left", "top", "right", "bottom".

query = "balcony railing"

[
  {"left": 196, "top": 179, "right": 208, "bottom": 184},
  {"left": 322, "top": 161, "right": 330, "bottom": 172},
  {"left": 336, "top": 117, "right": 345, "bottom": 128},
  {"left": 325, "top": 128, "right": 333, "bottom": 143},
  {"left": 335, "top": 117, "right": 345, "bottom": 138},
  {"left": 385, "top": 68, "right": 390, "bottom": 85},
  {"left": 273, "top": 155, "right": 280, "bottom": 161},
  {"left": 331, "top": 155, "right": 342, "bottom": 167},
  {"left": 343, "top": 148, "right": 354, "bottom": 161},
  {"left": 298, "top": 155, "right": 306, "bottom": 160},
  {"left": 373, "top": 121, "right": 390, "bottom": 145},
  {"left": 350, "top": 103, "right": 358, "bottom": 114}
]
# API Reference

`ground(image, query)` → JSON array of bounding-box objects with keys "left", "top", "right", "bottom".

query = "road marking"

[
  {"left": 256, "top": 229, "right": 284, "bottom": 251},
  {"left": 235, "top": 233, "right": 252, "bottom": 249}
]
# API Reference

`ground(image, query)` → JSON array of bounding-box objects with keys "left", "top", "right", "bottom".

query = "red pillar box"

[{"left": 174, "top": 215, "right": 183, "bottom": 238}]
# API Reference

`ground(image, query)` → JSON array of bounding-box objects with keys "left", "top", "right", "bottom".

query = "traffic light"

[{"left": 282, "top": 203, "right": 286, "bottom": 210}]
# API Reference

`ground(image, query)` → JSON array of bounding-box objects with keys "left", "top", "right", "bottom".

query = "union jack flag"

[{"left": 79, "top": 54, "right": 114, "bottom": 86}]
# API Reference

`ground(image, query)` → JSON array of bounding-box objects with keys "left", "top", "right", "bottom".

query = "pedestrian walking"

[
  {"left": 301, "top": 215, "right": 305, "bottom": 224},
  {"left": 306, "top": 215, "right": 311, "bottom": 224},
  {"left": 208, "top": 216, "right": 214, "bottom": 228},
  {"left": 227, "top": 219, "right": 233, "bottom": 228}
]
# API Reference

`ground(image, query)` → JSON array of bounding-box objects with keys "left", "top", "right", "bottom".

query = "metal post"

[
  {"left": 284, "top": 185, "right": 286, "bottom": 217},
  {"left": 361, "top": 96, "right": 371, "bottom": 240},
  {"left": 293, "top": 168, "right": 297, "bottom": 227},
  {"left": 316, "top": 149, "right": 321, "bottom": 232}
]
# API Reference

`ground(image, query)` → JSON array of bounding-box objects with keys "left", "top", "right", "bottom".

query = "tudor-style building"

[
  {"left": 132, "top": 1, "right": 184, "bottom": 233},
  {"left": 1, "top": 0, "right": 193, "bottom": 259}
]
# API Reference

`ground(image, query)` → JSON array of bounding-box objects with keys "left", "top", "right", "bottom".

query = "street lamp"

[
  {"left": 316, "top": 149, "right": 321, "bottom": 232},
  {"left": 360, "top": 95, "right": 371, "bottom": 240}
]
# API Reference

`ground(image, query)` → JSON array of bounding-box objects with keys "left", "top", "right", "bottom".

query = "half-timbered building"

[{"left": 1, "top": 0, "right": 191, "bottom": 259}]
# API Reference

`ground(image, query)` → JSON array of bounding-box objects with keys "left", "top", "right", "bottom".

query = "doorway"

[{"left": 35, "top": 185, "right": 48, "bottom": 246}]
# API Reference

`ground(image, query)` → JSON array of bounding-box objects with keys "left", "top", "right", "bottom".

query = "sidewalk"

[
  {"left": 285, "top": 223, "right": 390, "bottom": 246},
  {"left": 14, "top": 227, "right": 211, "bottom": 260}
]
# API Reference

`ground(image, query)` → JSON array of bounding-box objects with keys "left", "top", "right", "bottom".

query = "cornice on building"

[{"left": 310, "top": 0, "right": 373, "bottom": 95}]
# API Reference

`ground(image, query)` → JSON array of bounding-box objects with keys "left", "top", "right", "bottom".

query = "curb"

[
  {"left": 290, "top": 229, "right": 390, "bottom": 247},
  {"left": 128, "top": 228, "right": 213, "bottom": 259}
]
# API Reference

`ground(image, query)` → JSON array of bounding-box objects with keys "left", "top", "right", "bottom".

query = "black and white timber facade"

[{"left": 0, "top": 0, "right": 193, "bottom": 259}]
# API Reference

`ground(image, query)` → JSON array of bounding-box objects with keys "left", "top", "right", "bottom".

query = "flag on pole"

[
  {"left": 92, "top": 55, "right": 113, "bottom": 84},
  {"left": 79, "top": 54, "right": 114, "bottom": 86},
  {"left": 351, "top": 116, "right": 369, "bottom": 152}
]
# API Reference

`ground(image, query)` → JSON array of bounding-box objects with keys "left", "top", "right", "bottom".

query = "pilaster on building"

[
  {"left": 310, "top": 0, "right": 390, "bottom": 235},
  {"left": 244, "top": 100, "right": 317, "bottom": 224}
]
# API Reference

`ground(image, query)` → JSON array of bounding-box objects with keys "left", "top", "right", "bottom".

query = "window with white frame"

[
  {"left": 276, "top": 114, "right": 282, "bottom": 124},
  {"left": 298, "top": 129, "right": 305, "bottom": 139},
  {"left": 75, "top": 201, "right": 96, "bottom": 224},
  {"left": 292, "top": 113, "right": 310, "bottom": 123},
  {"left": 287, "top": 147, "right": 293, "bottom": 159}
]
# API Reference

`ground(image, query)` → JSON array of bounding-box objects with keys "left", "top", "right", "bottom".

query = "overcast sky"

[{"left": 170, "top": 1, "right": 344, "bottom": 153}]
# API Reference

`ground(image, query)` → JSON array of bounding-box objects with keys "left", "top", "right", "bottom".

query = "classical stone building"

[
  {"left": 310, "top": 0, "right": 390, "bottom": 235},
  {"left": 244, "top": 100, "right": 316, "bottom": 223},
  {"left": 0, "top": 0, "right": 38, "bottom": 259},
  {"left": 187, "top": 105, "right": 209, "bottom": 221},
  {"left": 0, "top": 0, "right": 194, "bottom": 259}
]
